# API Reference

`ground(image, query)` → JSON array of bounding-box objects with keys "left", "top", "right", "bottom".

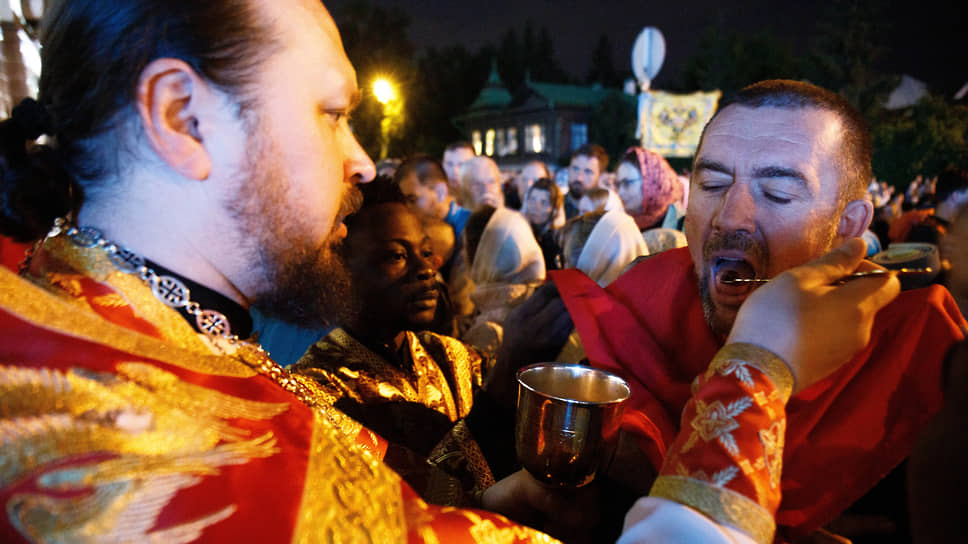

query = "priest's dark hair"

[{"left": 0, "top": 0, "right": 279, "bottom": 241}]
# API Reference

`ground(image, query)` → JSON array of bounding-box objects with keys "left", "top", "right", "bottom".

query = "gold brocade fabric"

[
  {"left": 293, "top": 328, "right": 495, "bottom": 498},
  {"left": 651, "top": 343, "right": 789, "bottom": 544},
  {"left": 31, "top": 234, "right": 212, "bottom": 353},
  {"left": 0, "top": 236, "right": 561, "bottom": 543},
  {"left": 294, "top": 328, "right": 484, "bottom": 423}
]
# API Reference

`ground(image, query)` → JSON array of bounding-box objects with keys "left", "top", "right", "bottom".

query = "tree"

[
  {"left": 328, "top": 4, "right": 575, "bottom": 158},
  {"left": 675, "top": 17, "right": 797, "bottom": 99},
  {"left": 531, "top": 26, "right": 572, "bottom": 84},
  {"left": 871, "top": 95, "right": 968, "bottom": 186},
  {"left": 409, "top": 45, "right": 494, "bottom": 155},
  {"left": 586, "top": 35, "right": 622, "bottom": 87},
  {"left": 329, "top": 0, "right": 416, "bottom": 159},
  {"left": 803, "top": 0, "right": 897, "bottom": 117},
  {"left": 588, "top": 91, "right": 637, "bottom": 166}
]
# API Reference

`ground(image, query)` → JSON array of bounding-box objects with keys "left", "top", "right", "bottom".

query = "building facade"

[{"left": 455, "top": 64, "right": 630, "bottom": 170}]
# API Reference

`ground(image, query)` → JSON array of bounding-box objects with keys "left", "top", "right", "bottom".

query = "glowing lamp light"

[{"left": 373, "top": 78, "right": 397, "bottom": 105}]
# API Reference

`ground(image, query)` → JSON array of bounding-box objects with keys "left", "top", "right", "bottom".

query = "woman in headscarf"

[
  {"left": 521, "top": 177, "right": 565, "bottom": 270},
  {"left": 615, "top": 146, "right": 687, "bottom": 254},
  {"left": 557, "top": 209, "right": 649, "bottom": 363},
  {"left": 462, "top": 206, "right": 546, "bottom": 356},
  {"left": 561, "top": 209, "right": 649, "bottom": 287}
]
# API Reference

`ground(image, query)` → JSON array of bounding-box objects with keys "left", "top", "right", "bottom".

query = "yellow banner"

[{"left": 638, "top": 90, "right": 722, "bottom": 158}]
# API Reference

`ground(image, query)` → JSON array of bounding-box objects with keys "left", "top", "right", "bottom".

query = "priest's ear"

[
  {"left": 837, "top": 198, "right": 874, "bottom": 240},
  {"left": 135, "top": 58, "right": 215, "bottom": 181}
]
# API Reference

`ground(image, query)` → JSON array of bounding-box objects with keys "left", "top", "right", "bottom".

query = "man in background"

[
  {"left": 565, "top": 143, "right": 613, "bottom": 218},
  {"left": 442, "top": 141, "right": 475, "bottom": 204}
]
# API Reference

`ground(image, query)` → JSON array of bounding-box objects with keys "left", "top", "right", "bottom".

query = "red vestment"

[
  {"left": 552, "top": 247, "right": 966, "bottom": 536},
  {"left": 0, "top": 236, "right": 553, "bottom": 543}
]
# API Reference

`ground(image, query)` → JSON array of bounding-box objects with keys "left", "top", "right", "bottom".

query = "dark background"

[
  {"left": 323, "top": 0, "right": 968, "bottom": 185},
  {"left": 326, "top": 0, "right": 964, "bottom": 93}
]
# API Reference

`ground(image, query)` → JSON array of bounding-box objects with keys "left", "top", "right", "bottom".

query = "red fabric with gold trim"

[
  {"left": 0, "top": 305, "right": 313, "bottom": 543},
  {"left": 45, "top": 270, "right": 167, "bottom": 338},
  {"left": 0, "top": 305, "right": 541, "bottom": 543},
  {"left": 551, "top": 247, "right": 967, "bottom": 536},
  {"left": 661, "top": 358, "right": 787, "bottom": 515},
  {"left": 401, "top": 485, "right": 552, "bottom": 543},
  {"left": 0, "top": 262, "right": 555, "bottom": 543},
  {"left": 356, "top": 425, "right": 389, "bottom": 459},
  {"left": 0, "top": 236, "right": 30, "bottom": 271}
]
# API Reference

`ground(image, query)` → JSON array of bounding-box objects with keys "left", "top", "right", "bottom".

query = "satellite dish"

[{"left": 631, "top": 27, "right": 666, "bottom": 90}]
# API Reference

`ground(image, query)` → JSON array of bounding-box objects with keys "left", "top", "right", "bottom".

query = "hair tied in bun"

[{"left": 11, "top": 98, "right": 52, "bottom": 141}]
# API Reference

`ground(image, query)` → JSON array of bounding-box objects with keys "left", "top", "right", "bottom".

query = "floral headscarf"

[{"left": 623, "top": 146, "right": 683, "bottom": 230}]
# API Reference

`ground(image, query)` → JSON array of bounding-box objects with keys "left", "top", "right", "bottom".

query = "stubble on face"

[
  {"left": 694, "top": 216, "right": 838, "bottom": 336},
  {"left": 230, "top": 122, "right": 361, "bottom": 329},
  {"left": 697, "top": 230, "right": 768, "bottom": 335}
]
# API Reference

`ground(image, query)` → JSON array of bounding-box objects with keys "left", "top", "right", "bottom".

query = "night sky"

[{"left": 325, "top": 0, "right": 965, "bottom": 94}]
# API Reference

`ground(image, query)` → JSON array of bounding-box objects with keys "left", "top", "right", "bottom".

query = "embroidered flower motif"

[
  {"left": 675, "top": 463, "right": 740, "bottom": 487},
  {"left": 690, "top": 397, "right": 753, "bottom": 456},
  {"left": 758, "top": 421, "right": 785, "bottom": 490},
  {"left": 713, "top": 359, "right": 755, "bottom": 389}
]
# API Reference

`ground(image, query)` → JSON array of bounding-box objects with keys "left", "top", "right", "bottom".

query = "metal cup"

[{"left": 515, "top": 363, "right": 631, "bottom": 488}]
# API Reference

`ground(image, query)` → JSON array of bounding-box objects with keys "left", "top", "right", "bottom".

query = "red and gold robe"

[
  {"left": 0, "top": 234, "right": 555, "bottom": 543},
  {"left": 552, "top": 246, "right": 966, "bottom": 538}
]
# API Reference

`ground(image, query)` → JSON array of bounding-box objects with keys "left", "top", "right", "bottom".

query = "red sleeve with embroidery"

[{"left": 649, "top": 343, "right": 794, "bottom": 544}]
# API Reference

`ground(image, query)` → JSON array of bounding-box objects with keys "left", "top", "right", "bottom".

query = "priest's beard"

[{"left": 228, "top": 131, "right": 361, "bottom": 329}]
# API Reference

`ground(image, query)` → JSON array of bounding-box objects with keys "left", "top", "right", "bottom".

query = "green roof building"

[{"left": 455, "top": 66, "right": 630, "bottom": 169}]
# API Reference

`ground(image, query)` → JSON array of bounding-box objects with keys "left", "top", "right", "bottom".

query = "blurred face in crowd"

[
  {"left": 685, "top": 105, "right": 863, "bottom": 335},
  {"left": 615, "top": 161, "right": 644, "bottom": 214},
  {"left": 237, "top": 0, "right": 375, "bottom": 323},
  {"left": 397, "top": 172, "right": 450, "bottom": 221},
  {"left": 462, "top": 158, "right": 504, "bottom": 209},
  {"left": 346, "top": 202, "right": 439, "bottom": 331},
  {"left": 443, "top": 146, "right": 475, "bottom": 186},
  {"left": 516, "top": 162, "right": 548, "bottom": 200},
  {"left": 568, "top": 154, "right": 601, "bottom": 197},
  {"left": 524, "top": 188, "right": 553, "bottom": 226}
]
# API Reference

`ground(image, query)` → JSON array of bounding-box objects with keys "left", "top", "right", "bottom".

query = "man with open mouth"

[{"left": 552, "top": 79, "right": 967, "bottom": 542}]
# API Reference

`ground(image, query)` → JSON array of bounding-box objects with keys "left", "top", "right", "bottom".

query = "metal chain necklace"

[{"left": 33, "top": 217, "right": 321, "bottom": 408}]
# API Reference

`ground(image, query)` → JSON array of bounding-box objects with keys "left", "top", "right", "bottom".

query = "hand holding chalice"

[{"left": 515, "top": 363, "right": 630, "bottom": 488}]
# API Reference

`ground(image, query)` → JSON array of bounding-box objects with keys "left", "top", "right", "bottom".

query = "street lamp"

[
  {"left": 372, "top": 77, "right": 400, "bottom": 160},
  {"left": 373, "top": 78, "right": 397, "bottom": 105}
]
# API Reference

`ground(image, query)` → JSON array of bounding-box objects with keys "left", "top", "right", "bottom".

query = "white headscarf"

[
  {"left": 470, "top": 207, "right": 546, "bottom": 286},
  {"left": 576, "top": 209, "right": 649, "bottom": 287},
  {"left": 465, "top": 208, "right": 546, "bottom": 355}
]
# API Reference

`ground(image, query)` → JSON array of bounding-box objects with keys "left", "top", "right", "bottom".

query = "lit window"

[
  {"left": 506, "top": 127, "right": 518, "bottom": 155},
  {"left": 472, "top": 131, "right": 482, "bottom": 155},
  {"left": 527, "top": 124, "right": 546, "bottom": 154},
  {"left": 485, "top": 129, "right": 496, "bottom": 156},
  {"left": 571, "top": 123, "right": 588, "bottom": 151},
  {"left": 496, "top": 129, "right": 506, "bottom": 156}
]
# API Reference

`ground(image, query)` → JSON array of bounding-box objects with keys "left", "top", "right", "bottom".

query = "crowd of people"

[{"left": 0, "top": 2, "right": 965, "bottom": 544}]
